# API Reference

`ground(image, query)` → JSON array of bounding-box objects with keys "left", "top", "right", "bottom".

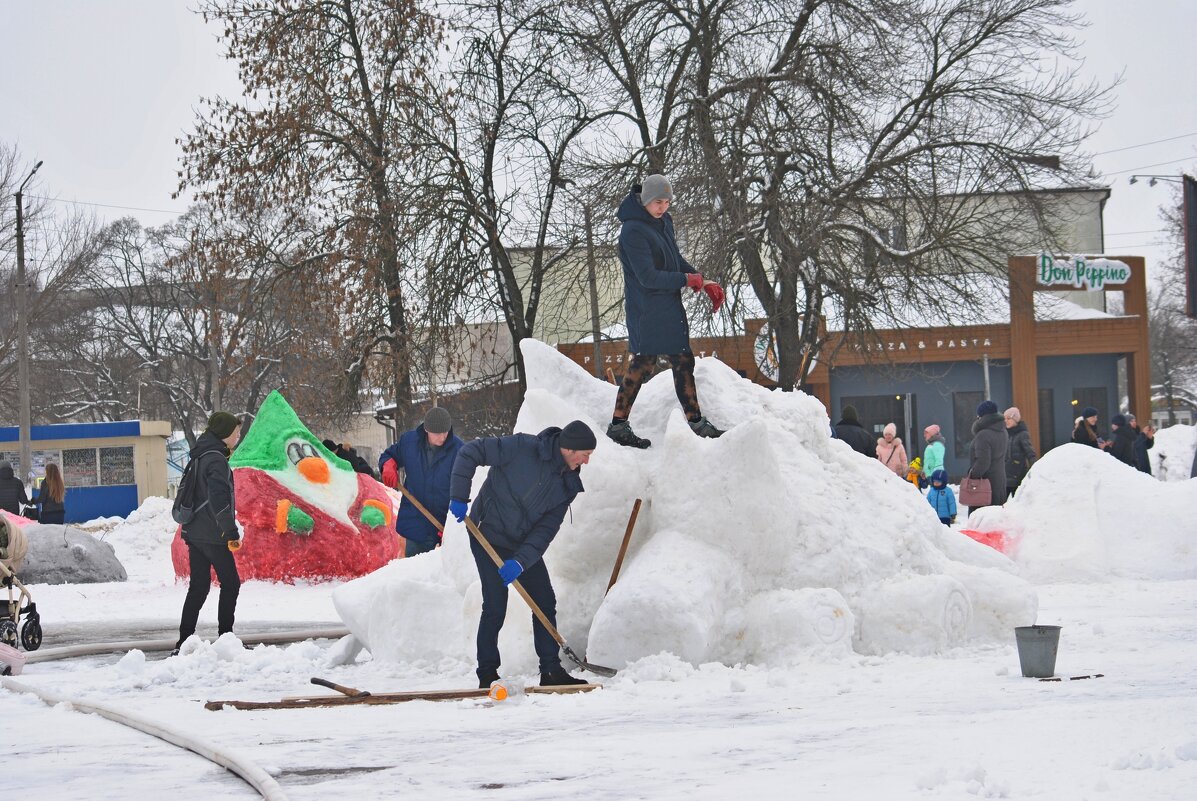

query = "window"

[
  {"left": 1038, "top": 388, "right": 1056, "bottom": 450},
  {"left": 99, "top": 447, "right": 135, "bottom": 485},
  {"left": 63, "top": 448, "right": 99, "bottom": 487},
  {"left": 952, "top": 391, "right": 984, "bottom": 458}
]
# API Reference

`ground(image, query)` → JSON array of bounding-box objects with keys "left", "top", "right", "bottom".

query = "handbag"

[{"left": 958, "top": 477, "right": 992, "bottom": 507}]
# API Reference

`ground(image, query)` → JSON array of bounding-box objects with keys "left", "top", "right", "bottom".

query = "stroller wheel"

[
  {"left": 0, "top": 619, "right": 16, "bottom": 647},
  {"left": 20, "top": 617, "right": 41, "bottom": 651}
]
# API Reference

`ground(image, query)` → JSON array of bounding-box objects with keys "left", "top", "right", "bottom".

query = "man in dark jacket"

[
  {"left": 1003, "top": 407, "right": 1037, "bottom": 496},
  {"left": 966, "top": 400, "right": 1008, "bottom": 514},
  {"left": 449, "top": 421, "right": 595, "bottom": 688},
  {"left": 175, "top": 412, "right": 242, "bottom": 654},
  {"left": 378, "top": 407, "right": 465, "bottom": 557},
  {"left": 832, "top": 405, "right": 876, "bottom": 458},
  {"left": 323, "top": 439, "right": 375, "bottom": 477},
  {"left": 0, "top": 460, "right": 29, "bottom": 516},
  {"left": 606, "top": 175, "right": 726, "bottom": 448},
  {"left": 1131, "top": 416, "right": 1155, "bottom": 474},
  {"left": 1107, "top": 414, "right": 1138, "bottom": 468}
]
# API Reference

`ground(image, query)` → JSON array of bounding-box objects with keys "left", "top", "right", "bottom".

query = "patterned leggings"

[{"left": 613, "top": 352, "right": 702, "bottom": 422}]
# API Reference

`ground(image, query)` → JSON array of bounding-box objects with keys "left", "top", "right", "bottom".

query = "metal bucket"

[{"left": 1014, "top": 625, "right": 1061, "bottom": 678}]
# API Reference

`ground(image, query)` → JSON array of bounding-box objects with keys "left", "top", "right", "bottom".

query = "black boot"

[
  {"left": 607, "top": 419, "right": 651, "bottom": 449},
  {"left": 688, "top": 416, "right": 724, "bottom": 438},
  {"left": 539, "top": 667, "right": 588, "bottom": 687},
  {"left": 478, "top": 669, "right": 501, "bottom": 689}
]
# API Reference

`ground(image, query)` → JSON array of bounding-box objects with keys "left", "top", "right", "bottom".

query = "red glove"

[
  {"left": 703, "top": 281, "right": 725, "bottom": 313},
  {"left": 381, "top": 459, "right": 399, "bottom": 488},
  {"left": 684, "top": 273, "right": 704, "bottom": 291}
]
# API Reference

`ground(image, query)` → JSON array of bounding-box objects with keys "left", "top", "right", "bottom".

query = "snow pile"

[
  {"left": 100, "top": 495, "right": 180, "bottom": 584},
  {"left": 1150, "top": 424, "right": 1197, "bottom": 481},
  {"left": 965, "top": 444, "right": 1196, "bottom": 582},
  {"left": 334, "top": 340, "right": 1036, "bottom": 671}
]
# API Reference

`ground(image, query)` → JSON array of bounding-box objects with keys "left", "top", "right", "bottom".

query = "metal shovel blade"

[{"left": 562, "top": 644, "right": 617, "bottom": 678}]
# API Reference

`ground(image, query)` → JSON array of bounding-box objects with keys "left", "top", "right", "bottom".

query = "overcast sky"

[{"left": 1, "top": 0, "right": 1195, "bottom": 281}]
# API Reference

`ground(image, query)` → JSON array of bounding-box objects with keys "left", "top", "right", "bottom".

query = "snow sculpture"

[
  {"left": 334, "top": 340, "right": 1038, "bottom": 671},
  {"left": 171, "top": 390, "right": 400, "bottom": 582}
]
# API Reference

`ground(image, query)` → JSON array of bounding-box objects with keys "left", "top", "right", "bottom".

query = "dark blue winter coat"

[
  {"left": 926, "top": 470, "right": 957, "bottom": 520},
  {"left": 379, "top": 425, "right": 465, "bottom": 545},
  {"left": 1133, "top": 431, "right": 1153, "bottom": 474},
  {"left": 449, "top": 427, "right": 584, "bottom": 569},
  {"left": 617, "top": 191, "right": 699, "bottom": 355}
]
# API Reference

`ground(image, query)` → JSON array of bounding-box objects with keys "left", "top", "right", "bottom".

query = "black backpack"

[{"left": 172, "top": 451, "right": 219, "bottom": 525}]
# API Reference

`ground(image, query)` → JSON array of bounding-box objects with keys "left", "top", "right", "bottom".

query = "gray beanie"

[
  {"left": 558, "top": 420, "right": 597, "bottom": 451},
  {"left": 424, "top": 406, "right": 452, "bottom": 434},
  {"left": 639, "top": 174, "right": 675, "bottom": 206}
]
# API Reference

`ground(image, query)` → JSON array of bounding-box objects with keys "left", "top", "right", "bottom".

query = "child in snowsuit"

[{"left": 925, "top": 469, "right": 956, "bottom": 525}]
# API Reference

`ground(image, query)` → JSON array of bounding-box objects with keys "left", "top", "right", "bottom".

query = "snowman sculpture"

[{"left": 171, "top": 391, "right": 401, "bottom": 582}]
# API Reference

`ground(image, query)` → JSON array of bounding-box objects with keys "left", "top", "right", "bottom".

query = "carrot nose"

[{"left": 297, "top": 456, "right": 330, "bottom": 484}]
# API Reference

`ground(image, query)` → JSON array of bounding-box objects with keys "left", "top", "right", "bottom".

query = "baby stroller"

[{"left": 0, "top": 515, "right": 42, "bottom": 652}]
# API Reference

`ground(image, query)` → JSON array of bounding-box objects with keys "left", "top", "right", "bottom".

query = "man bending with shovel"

[{"left": 449, "top": 421, "right": 597, "bottom": 688}]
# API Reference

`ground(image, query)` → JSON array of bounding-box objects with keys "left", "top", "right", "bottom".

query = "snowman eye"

[
  {"left": 287, "top": 442, "right": 305, "bottom": 465},
  {"left": 301, "top": 443, "right": 319, "bottom": 459}
]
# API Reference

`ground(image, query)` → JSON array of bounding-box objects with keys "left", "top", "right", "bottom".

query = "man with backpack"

[{"left": 174, "top": 411, "right": 242, "bottom": 655}]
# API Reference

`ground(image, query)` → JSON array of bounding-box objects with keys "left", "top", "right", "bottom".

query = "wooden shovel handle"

[
  {"left": 605, "top": 499, "right": 642, "bottom": 594},
  {"left": 393, "top": 481, "right": 568, "bottom": 649},
  {"left": 392, "top": 482, "right": 444, "bottom": 537},
  {"left": 311, "top": 677, "right": 369, "bottom": 698}
]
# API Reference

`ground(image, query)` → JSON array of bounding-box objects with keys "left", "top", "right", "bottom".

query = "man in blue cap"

[{"left": 448, "top": 420, "right": 596, "bottom": 688}]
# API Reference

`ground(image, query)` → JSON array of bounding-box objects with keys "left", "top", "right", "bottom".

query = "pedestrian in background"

[
  {"left": 921, "top": 424, "right": 946, "bottom": 480},
  {"left": 925, "top": 469, "right": 957, "bottom": 525},
  {"left": 1071, "top": 407, "right": 1108, "bottom": 450},
  {"left": 35, "top": 463, "right": 67, "bottom": 524},
  {"left": 876, "top": 423, "right": 908, "bottom": 478},
  {"left": 1107, "top": 414, "right": 1137, "bottom": 467},
  {"left": 833, "top": 405, "right": 876, "bottom": 458},
  {"left": 1003, "top": 407, "right": 1037, "bottom": 497},
  {"left": 0, "top": 460, "right": 30, "bottom": 517},
  {"left": 378, "top": 407, "right": 464, "bottom": 558},
  {"left": 965, "top": 400, "right": 1008, "bottom": 515},
  {"left": 1132, "top": 416, "right": 1156, "bottom": 475}
]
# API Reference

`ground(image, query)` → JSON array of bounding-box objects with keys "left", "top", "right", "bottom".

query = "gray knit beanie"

[
  {"left": 424, "top": 406, "right": 452, "bottom": 434},
  {"left": 206, "top": 411, "right": 241, "bottom": 439},
  {"left": 639, "top": 174, "right": 675, "bottom": 206}
]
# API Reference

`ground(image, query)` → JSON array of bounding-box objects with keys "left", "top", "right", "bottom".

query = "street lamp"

[{"left": 14, "top": 160, "right": 43, "bottom": 485}]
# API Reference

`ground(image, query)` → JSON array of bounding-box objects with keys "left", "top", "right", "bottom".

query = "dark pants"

[
  {"left": 469, "top": 533, "right": 561, "bottom": 678},
  {"left": 177, "top": 539, "right": 241, "bottom": 649},
  {"left": 613, "top": 352, "right": 701, "bottom": 422},
  {"left": 939, "top": 516, "right": 952, "bottom": 525},
  {"left": 404, "top": 537, "right": 438, "bottom": 558}
]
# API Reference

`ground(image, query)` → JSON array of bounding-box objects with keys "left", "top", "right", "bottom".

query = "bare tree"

[
  {"left": 180, "top": 0, "right": 444, "bottom": 430},
  {"left": 567, "top": 0, "right": 1111, "bottom": 389},
  {"left": 409, "top": 0, "right": 623, "bottom": 393}
]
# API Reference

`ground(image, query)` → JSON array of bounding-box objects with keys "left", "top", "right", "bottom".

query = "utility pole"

[
  {"left": 583, "top": 205, "right": 603, "bottom": 378},
  {"left": 14, "top": 160, "right": 43, "bottom": 486}
]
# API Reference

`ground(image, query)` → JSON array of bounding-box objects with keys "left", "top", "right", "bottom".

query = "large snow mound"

[
  {"left": 1150, "top": 424, "right": 1196, "bottom": 481},
  {"left": 965, "top": 443, "right": 1196, "bottom": 582},
  {"left": 334, "top": 340, "right": 1036, "bottom": 672}
]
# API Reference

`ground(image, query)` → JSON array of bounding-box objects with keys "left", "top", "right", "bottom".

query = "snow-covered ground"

[{"left": 5, "top": 344, "right": 1196, "bottom": 799}]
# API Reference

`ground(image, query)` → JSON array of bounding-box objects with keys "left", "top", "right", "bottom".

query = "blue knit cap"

[{"left": 976, "top": 400, "right": 998, "bottom": 417}]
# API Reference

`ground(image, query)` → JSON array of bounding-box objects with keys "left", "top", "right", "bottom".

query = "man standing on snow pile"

[
  {"left": 605, "top": 174, "right": 726, "bottom": 449},
  {"left": 378, "top": 407, "right": 464, "bottom": 558},
  {"left": 448, "top": 421, "right": 596, "bottom": 689}
]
